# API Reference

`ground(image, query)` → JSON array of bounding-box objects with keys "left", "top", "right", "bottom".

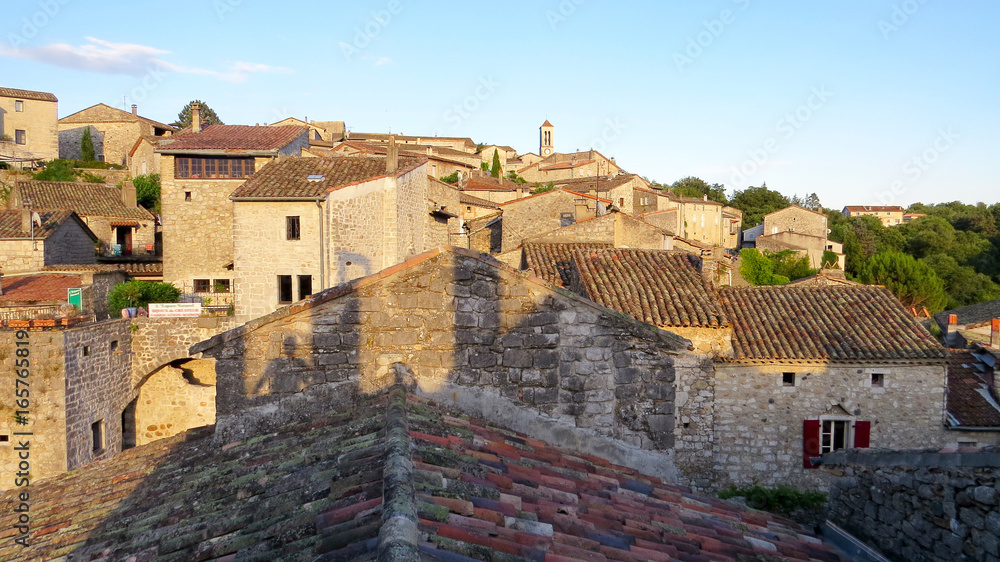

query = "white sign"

[{"left": 148, "top": 303, "right": 202, "bottom": 318}]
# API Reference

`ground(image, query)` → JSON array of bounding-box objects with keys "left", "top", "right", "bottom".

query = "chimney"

[
  {"left": 575, "top": 199, "right": 589, "bottom": 220},
  {"left": 191, "top": 102, "right": 202, "bottom": 133},
  {"left": 947, "top": 314, "right": 958, "bottom": 334},
  {"left": 992, "top": 319, "right": 1000, "bottom": 348},
  {"left": 516, "top": 186, "right": 524, "bottom": 199},
  {"left": 703, "top": 194, "right": 708, "bottom": 202},
  {"left": 131, "top": 104, "right": 138, "bottom": 116},
  {"left": 20, "top": 208, "right": 30, "bottom": 233},
  {"left": 386, "top": 135, "right": 398, "bottom": 174},
  {"left": 122, "top": 180, "right": 137, "bottom": 208}
]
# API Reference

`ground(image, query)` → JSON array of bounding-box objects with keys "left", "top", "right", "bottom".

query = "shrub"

[
  {"left": 107, "top": 281, "right": 180, "bottom": 317},
  {"left": 718, "top": 484, "right": 827, "bottom": 515},
  {"left": 133, "top": 173, "right": 161, "bottom": 212},
  {"left": 439, "top": 172, "right": 459, "bottom": 184}
]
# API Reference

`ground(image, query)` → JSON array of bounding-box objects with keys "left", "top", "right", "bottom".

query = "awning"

[{"left": 109, "top": 220, "right": 140, "bottom": 227}]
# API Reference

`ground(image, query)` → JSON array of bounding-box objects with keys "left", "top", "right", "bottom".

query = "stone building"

[
  {"left": 0, "top": 86, "right": 59, "bottom": 166},
  {"left": 743, "top": 205, "right": 845, "bottom": 269},
  {"left": 269, "top": 117, "right": 345, "bottom": 143},
  {"left": 655, "top": 192, "right": 727, "bottom": 247},
  {"left": 0, "top": 210, "right": 97, "bottom": 272},
  {"left": 525, "top": 213, "right": 674, "bottom": 253},
  {"left": 8, "top": 180, "right": 155, "bottom": 256},
  {"left": 229, "top": 153, "right": 456, "bottom": 321},
  {"left": 549, "top": 174, "right": 653, "bottom": 216},
  {"left": 58, "top": 103, "right": 175, "bottom": 170},
  {"left": 345, "top": 131, "right": 478, "bottom": 153},
  {"left": 326, "top": 139, "right": 477, "bottom": 180},
  {"left": 157, "top": 105, "right": 308, "bottom": 302},
  {"left": 843, "top": 204, "right": 905, "bottom": 226},
  {"left": 517, "top": 149, "right": 621, "bottom": 183},
  {"left": 496, "top": 188, "right": 611, "bottom": 253}
]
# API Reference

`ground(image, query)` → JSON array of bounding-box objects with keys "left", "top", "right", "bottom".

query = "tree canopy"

[
  {"left": 728, "top": 185, "right": 790, "bottom": 228},
  {"left": 856, "top": 251, "right": 948, "bottom": 313},
  {"left": 133, "top": 174, "right": 161, "bottom": 214},
  {"left": 174, "top": 100, "right": 224, "bottom": 129},
  {"left": 107, "top": 280, "right": 181, "bottom": 317},
  {"left": 80, "top": 127, "right": 96, "bottom": 162},
  {"left": 490, "top": 149, "right": 501, "bottom": 178},
  {"left": 668, "top": 176, "right": 727, "bottom": 204}
]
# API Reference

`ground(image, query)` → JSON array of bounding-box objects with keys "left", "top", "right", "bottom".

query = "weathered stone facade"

[
  {"left": 499, "top": 189, "right": 603, "bottom": 253},
  {"left": 58, "top": 103, "right": 174, "bottom": 167},
  {"left": 134, "top": 359, "right": 215, "bottom": 447},
  {"left": 196, "top": 247, "right": 690, "bottom": 480},
  {"left": 762, "top": 205, "right": 828, "bottom": 239},
  {"left": 825, "top": 447, "right": 1000, "bottom": 561},
  {"left": 0, "top": 217, "right": 97, "bottom": 273},
  {"left": 0, "top": 89, "right": 58, "bottom": 162}
]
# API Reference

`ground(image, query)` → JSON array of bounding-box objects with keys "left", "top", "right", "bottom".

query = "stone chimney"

[
  {"left": 947, "top": 314, "right": 958, "bottom": 335},
  {"left": 20, "top": 208, "right": 30, "bottom": 233},
  {"left": 992, "top": 318, "right": 1000, "bottom": 348},
  {"left": 131, "top": 104, "right": 138, "bottom": 116},
  {"left": 121, "top": 180, "right": 137, "bottom": 207},
  {"left": 386, "top": 136, "right": 398, "bottom": 174},
  {"left": 191, "top": 102, "right": 202, "bottom": 133},
  {"left": 575, "top": 199, "right": 590, "bottom": 220}
]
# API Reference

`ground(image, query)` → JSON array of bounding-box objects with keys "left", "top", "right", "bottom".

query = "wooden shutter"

[
  {"left": 803, "top": 419, "right": 821, "bottom": 469},
  {"left": 853, "top": 421, "right": 871, "bottom": 448}
]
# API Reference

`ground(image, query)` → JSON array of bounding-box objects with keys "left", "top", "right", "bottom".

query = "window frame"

[
  {"left": 213, "top": 279, "right": 231, "bottom": 293},
  {"left": 15, "top": 130, "right": 26, "bottom": 145},
  {"left": 278, "top": 275, "right": 293, "bottom": 304},
  {"left": 193, "top": 279, "right": 211, "bottom": 293},
  {"left": 175, "top": 156, "right": 255, "bottom": 179},
  {"left": 286, "top": 216, "right": 301, "bottom": 241},
  {"left": 14, "top": 100, "right": 24, "bottom": 112},
  {"left": 298, "top": 275, "right": 313, "bottom": 300}
]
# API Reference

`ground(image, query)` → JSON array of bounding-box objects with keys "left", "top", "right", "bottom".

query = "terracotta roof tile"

[
  {"left": 0, "top": 209, "right": 80, "bottom": 239},
  {"left": 0, "top": 87, "right": 57, "bottom": 102},
  {"left": 573, "top": 248, "right": 727, "bottom": 329},
  {"left": 459, "top": 192, "right": 500, "bottom": 209},
  {"left": 720, "top": 286, "right": 947, "bottom": 362},
  {"left": 548, "top": 175, "right": 643, "bottom": 193},
  {"left": 0, "top": 274, "right": 81, "bottom": 303},
  {"left": 946, "top": 349, "right": 1000, "bottom": 427},
  {"left": 230, "top": 156, "right": 424, "bottom": 199},
  {"left": 14, "top": 181, "right": 154, "bottom": 220},
  {"left": 156, "top": 124, "right": 305, "bottom": 152},
  {"left": 523, "top": 242, "right": 613, "bottom": 288}
]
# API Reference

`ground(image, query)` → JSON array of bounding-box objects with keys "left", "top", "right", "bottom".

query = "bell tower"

[{"left": 539, "top": 120, "right": 554, "bottom": 157}]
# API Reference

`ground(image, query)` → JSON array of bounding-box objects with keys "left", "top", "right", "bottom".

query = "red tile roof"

[
  {"left": 0, "top": 87, "right": 57, "bottom": 102},
  {"left": 14, "top": 181, "right": 154, "bottom": 220},
  {"left": 230, "top": 156, "right": 425, "bottom": 199},
  {"left": 0, "top": 210, "right": 89, "bottom": 240},
  {"left": 843, "top": 206, "right": 905, "bottom": 213},
  {"left": 0, "top": 274, "right": 81, "bottom": 303},
  {"left": 523, "top": 242, "right": 613, "bottom": 287},
  {"left": 720, "top": 286, "right": 947, "bottom": 363},
  {"left": 0, "top": 385, "right": 847, "bottom": 561},
  {"left": 574, "top": 248, "right": 727, "bottom": 329},
  {"left": 156, "top": 124, "right": 305, "bottom": 152},
  {"left": 946, "top": 349, "right": 1000, "bottom": 428}
]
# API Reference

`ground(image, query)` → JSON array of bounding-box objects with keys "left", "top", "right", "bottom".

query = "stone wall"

[
  {"left": 615, "top": 213, "right": 669, "bottom": 249},
  {"left": 824, "top": 448, "right": 1000, "bottom": 562},
  {"left": 0, "top": 95, "right": 58, "bottom": 161},
  {"left": 637, "top": 209, "right": 679, "bottom": 236},
  {"left": 130, "top": 316, "right": 237, "bottom": 388},
  {"left": 134, "top": 359, "right": 215, "bottom": 446},
  {"left": 762, "top": 206, "right": 827, "bottom": 239},
  {"left": 711, "top": 362, "right": 949, "bottom": 491},
  {"left": 756, "top": 231, "right": 827, "bottom": 268},
  {"left": 83, "top": 271, "right": 129, "bottom": 321},
  {"left": 0, "top": 239, "right": 47, "bottom": 273},
  {"left": 531, "top": 210, "right": 615, "bottom": 245},
  {"left": 59, "top": 125, "right": 107, "bottom": 163},
  {"left": 500, "top": 190, "right": 593, "bottom": 252},
  {"left": 327, "top": 179, "right": 387, "bottom": 285},
  {"left": 43, "top": 219, "right": 98, "bottom": 267},
  {"left": 199, "top": 248, "right": 689, "bottom": 480},
  {"left": 81, "top": 215, "right": 156, "bottom": 256},
  {"left": 128, "top": 138, "right": 160, "bottom": 177}
]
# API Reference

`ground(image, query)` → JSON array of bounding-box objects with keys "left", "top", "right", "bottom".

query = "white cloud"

[
  {"left": 374, "top": 57, "right": 393, "bottom": 66},
  {"left": 0, "top": 37, "right": 291, "bottom": 83}
]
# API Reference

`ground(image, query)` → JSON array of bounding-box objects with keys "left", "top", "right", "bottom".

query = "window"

[
  {"left": 298, "top": 275, "right": 313, "bottom": 300},
  {"left": 91, "top": 420, "right": 105, "bottom": 453},
  {"left": 175, "top": 157, "right": 255, "bottom": 179},
  {"left": 286, "top": 216, "right": 300, "bottom": 240},
  {"left": 213, "top": 279, "right": 231, "bottom": 293},
  {"left": 278, "top": 275, "right": 293, "bottom": 304},
  {"left": 15, "top": 130, "right": 26, "bottom": 145},
  {"left": 184, "top": 191, "right": 192, "bottom": 201},
  {"left": 14, "top": 100, "right": 23, "bottom": 112},
  {"left": 110, "top": 340, "right": 119, "bottom": 352},
  {"left": 803, "top": 418, "right": 870, "bottom": 468},
  {"left": 782, "top": 372, "right": 796, "bottom": 387},
  {"left": 871, "top": 373, "right": 885, "bottom": 388},
  {"left": 193, "top": 279, "right": 211, "bottom": 293},
  {"left": 82, "top": 345, "right": 91, "bottom": 357}
]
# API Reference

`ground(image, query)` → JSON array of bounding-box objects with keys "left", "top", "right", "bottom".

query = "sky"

[{"left": 2, "top": 0, "right": 997, "bottom": 209}]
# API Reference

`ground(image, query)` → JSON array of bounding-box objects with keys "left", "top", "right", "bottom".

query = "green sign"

[{"left": 67, "top": 288, "right": 82, "bottom": 310}]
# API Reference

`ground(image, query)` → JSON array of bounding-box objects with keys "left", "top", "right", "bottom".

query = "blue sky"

[{"left": 2, "top": 0, "right": 996, "bottom": 208}]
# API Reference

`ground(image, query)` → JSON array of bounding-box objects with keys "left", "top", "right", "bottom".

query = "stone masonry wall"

[
  {"left": 130, "top": 317, "right": 237, "bottom": 388},
  {"left": 825, "top": 448, "right": 1000, "bottom": 562},
  {"left": 531, "top": 210, "right": 615, "bottom": 245},
  {"left": 202, "top": 249, "right": 688, "bottom": 480},
  {"left": 82, "top": 215, "right": 156, "bottom": 256},
  {"left": 762, "top": 206, "right": 827, "bottom": 239},
  {"left": 62, "top": 320, "right": 133, "bottom": 471},
  {"left": 0, "top": 328, "right": 69, "bottom": 489},
  {"left": 501, "top": 190, "right": 585, "bottom": 252},
  {"left": 43, "top": 220, "right": 97, "bottom": 267},
  {"left": 712, "top": 362, "right": 950, "bottom": 491},
  {"left": 0, "top": 96, "right": 58, "bottom": 161},
  {"left": 0, "top": 239, "right": 47, "bottom": 273},
  {"left": 134, "top": 359, "right": 215, "bottom": 447}
]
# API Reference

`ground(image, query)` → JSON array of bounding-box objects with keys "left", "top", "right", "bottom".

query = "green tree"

[
  {"left": 107, "top": 280, "right": 181, "bottom": 317},
  {"left": 739, "top": 249, "right": 790, "bottom": 286},
  {"left": 857, "top": 251, "right": 948, "bottom": 312},
  {"left": 506, "top": 170, "right": 527, "bottom": 184},
  {"left": 439, "top": 171, "right": 459, "bottom": 184},
  {"left": 133, "top": 174, "right": 161, "bottom": 213},
  {"left": 769, "top": 250, "right": 818, "bottom": 281},
  {"left": 922, "top": 254, "right": 1000, "bottom": 309},
  {"left": 80, "top": 127, "right": 96, "bottom": 162},
  {"left": 669, "top": 176, "right": 727, "bottom": 203},
  {"left": 490, "top": 149, "right": 501, "bottom": 178},
  {"left": 174, "top": 100, "right": 224, "bottom": 129},
  {"left": 33, "top": 160, "right": 78, "bottom": 182},
  {"left": 729, "top": 185, "right": 790, "bottom": 228},
  {"left": 532, "top": 182, "right": 556, "bottom": 194}
]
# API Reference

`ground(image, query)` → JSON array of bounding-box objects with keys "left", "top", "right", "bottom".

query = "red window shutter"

[
  {"left": 803, "top": 419, "right": 821, "bottom": 469},
  {"left": 854, "top": 421, "right": 871, "bottom": 448}
]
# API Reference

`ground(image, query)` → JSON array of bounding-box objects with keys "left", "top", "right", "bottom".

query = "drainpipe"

[{"left": 317, "top": 200, "right": 325, "bottom": 291}]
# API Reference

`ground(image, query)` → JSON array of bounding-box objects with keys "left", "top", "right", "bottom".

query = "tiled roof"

[
  {"left": 0, "top": 87, "right": 57, "bottom": 102},
  {"left": 935, "top": 298, "right": 1000, "bottom": 330},
  {"left": 230, "top": 156, "right": 424, "bottom": 199},
  {"left": 786, "top": 271, "right": 860, "bottom": 287},
  {"left": 500, "top": 188, "right": 611, "bottom": 208},
  {"left": 0, "top": 274, "right": 81, "bottom": 303},
  {"left": 0, "top": 385, "right": 846, "bottom": 561},
  {"left": 574, "top": 248, "right": 727, "bottom": 329},
  {"left": 348, "top": 132, "right": 477, "bottom": 150},
  {"left": 58, "top": 103, "right": 175, "bottom": 131},
  {"left": 459, "top": 192, "right": 500, "bottom": 209},
  {"left": 765, "top": 205, "right": 828, "bottom": 219},
  {"left": 843, "top": 206, "right": 905, "bottom": 213},
  {"left": 14, "top": 181, "right": 154, "bottom": 220},
  {"left": 946, "top": 349, "right": 1000, "bottom": 428},
  {"left": 550, "top": 174, "right": 644, "bottom": 192},
  {"left": 523, "top": 242, "right": 613, "bottom": 287},
  {"left": 720, "top": 286, "right": 947, "bottom": 363},
  {"left": 0, "top": 209, "right": 80, "bottom": 239},
  {"left": 43, "top": 261, "right": 163, "bottom": 275},
  {"left": 156, "top": 124, "right": 305, "bottom": 152}
]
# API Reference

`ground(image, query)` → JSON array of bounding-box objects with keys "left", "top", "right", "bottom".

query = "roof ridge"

[{"left": 379, "top": 379, "right": 419, "bottom": 559}]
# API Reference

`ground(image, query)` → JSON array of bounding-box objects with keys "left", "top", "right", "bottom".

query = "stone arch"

[{"left": 131, "top": 357, "right": 217, "bottom": 447}]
